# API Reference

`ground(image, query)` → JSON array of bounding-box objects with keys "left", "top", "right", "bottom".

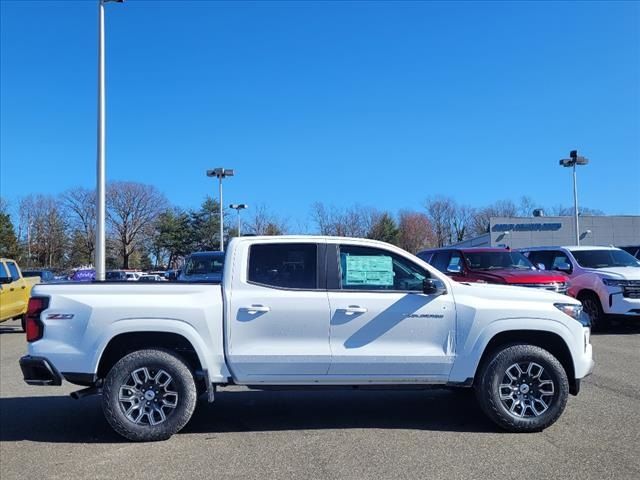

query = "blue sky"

[{"left": 1, "top": 0, "right": 639, "bottom": 227}]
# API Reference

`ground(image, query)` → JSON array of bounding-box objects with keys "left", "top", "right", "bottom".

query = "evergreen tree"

[
  {"left": 367, "top": 213, "right": 399, "bottom": 245},
  {"left": 0, "top": 212, "right": 20, "bottom": 258}
]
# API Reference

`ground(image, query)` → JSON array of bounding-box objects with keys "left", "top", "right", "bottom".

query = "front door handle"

[
  {"left": 244, "top": 305, "right": 271, "bottom": 314},
  {"left": 344, "top": 305, "right": 367, "bottom": 314}
]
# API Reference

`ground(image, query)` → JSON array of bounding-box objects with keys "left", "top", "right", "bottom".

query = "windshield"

[
  {"left": 184, "top": 253, "right": 225, "bottom": 276},
  {"left": 464, "top": 251, "right": 535, "bottom": 271},
  {"left": 571, "top": 249, "right": 640, "bottom": 269}
]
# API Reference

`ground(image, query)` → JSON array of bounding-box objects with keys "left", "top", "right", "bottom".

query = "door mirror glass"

[
  {"left": 536, "top": 263, "right": 546, "bottom": 271},
  {"left": 555, "top": 262, "right": 572, "bottom": 273},
  {"left": 423, "top": 278, "right": 446, "bottom": 296}
]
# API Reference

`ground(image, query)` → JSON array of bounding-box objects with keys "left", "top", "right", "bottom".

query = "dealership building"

[{"left": 453, "top": 215, "right": 640, "bottom": 249}]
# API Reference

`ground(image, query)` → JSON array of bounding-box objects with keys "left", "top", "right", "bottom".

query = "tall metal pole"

[
  {"left": 573, "top": 163, "right": 580, "bottom": 246},
  {"left": 219, "top": 177, "right": 224, "bottom": 252},
  {"left": 237, "top": 210, "right": 241, "bottom": 237},
  {"left": 95, "top": 0, "right": 106, "bottom": 281}
]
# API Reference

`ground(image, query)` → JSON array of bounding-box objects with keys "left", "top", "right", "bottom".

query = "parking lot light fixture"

[
  {"left": 229, "top": 204, "right": 248, "bottom": 237},
  {"left": 206, "top": 168, "right": 235, "bottom": 252},
  {"left": 559, "top": 150, "right": 589, "bottom": 246}
]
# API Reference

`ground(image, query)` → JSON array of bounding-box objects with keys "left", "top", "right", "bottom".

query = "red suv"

[{"left": 417, "top": 247, "right": 569, "bottom": 294}]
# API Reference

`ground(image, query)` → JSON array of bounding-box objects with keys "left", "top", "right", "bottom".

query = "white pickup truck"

[{"left": 20, "top": 236, "right": 594, "bottom": 441}]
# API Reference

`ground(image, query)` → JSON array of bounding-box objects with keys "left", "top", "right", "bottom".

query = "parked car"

[
  {"left": 71, "top": 269, "right": 96, "bottom": 282},
  {"left": 417, "top": 247, "right": 569, "bottom": 293},
  {"left": 164, "top": 269, "right": 180, "bottom": 281},
  {"left": 178, "top": 251, "right": 225, "bottom": 282},
  {"left": 0, "top": 258, "right": 40, "bottom": 330},
  {"left": 125, "top": 272, "right": 142, "bottom": 281},
  {"left": 521, "top": 246, "right": 640, "bottom": 329},
  {"left": 20, "top": 236, "right": 593, "bottom": 441},
  {"left": 105, "top": 270, "right": 128, "bottom": 281},
  {"left": 21, "top": 269, "right": 55, "bottom": 283},
  {"left": 138, "top": 274, "right": 167, "bottom": 282}
]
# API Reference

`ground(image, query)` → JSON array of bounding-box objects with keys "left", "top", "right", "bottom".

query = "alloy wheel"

[
  {"left": 498, "top": 362, "right": 555, "bottom": 418},
  {"left": 118, "top": 367, "right": 179, "bottom": 426}
]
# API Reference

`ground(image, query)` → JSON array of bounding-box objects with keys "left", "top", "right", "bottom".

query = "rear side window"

[
  {"left": 248, "top": 243, "right": 318, "bottom": 289},
  {"left": 6, "top": 262, "right": 20, "bottom": 280}
]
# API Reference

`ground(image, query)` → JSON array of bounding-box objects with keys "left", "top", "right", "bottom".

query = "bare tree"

[
  {"left": 106, "top": 181, "right": 168, "bottom": 269},
  {"left": 424, "top": 196, "right": 456, "bottom": 247},
  {"left": 246, "top": 203, "right": 288, "bottom": 236},
  {"left": 310, "top": 202, "right": 379, "bottom": 237},
  {"left": 18, "top": 195, "right": 68, "bottom": 267},
  {"left": 397, "top": 210, "right": 434, "bottom": 253},
  {"left": 62, "top": 188, "right": 96, "bottom": 264},
  {"left": 470, "top": 199, "right": 518, "bottom": 235}
]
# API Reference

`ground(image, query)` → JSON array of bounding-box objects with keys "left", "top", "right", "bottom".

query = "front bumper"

[
  {"left": 19, "top": 355, "right": 62, "bottom": 386},
  {"left": 603, "top": 290, "right": 640, "bottom": 317}
]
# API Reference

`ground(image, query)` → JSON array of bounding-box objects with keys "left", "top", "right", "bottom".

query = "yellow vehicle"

[{"left": 0, "top": 258, "right": 40, "bottom": 330}]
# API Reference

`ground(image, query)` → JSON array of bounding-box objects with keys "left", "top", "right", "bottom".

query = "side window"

[
  {"left": 248, "top": 243, "right": 318, "bottom": 289},
  {"left": 339, "top": 245, "right": 427, "bottom": 291},
  {"left": 527, "top": 251, "right": 552, "bottom": 270},
  {"left": 446, "top": 251, "right": 464, "bottom": 272},
  {"left": 431, "top": 251, "right": 451, "bottom": 273},
  {"left": 550, "top": 251, "right": 571, "bottom": 270},
  {"left": 6, "top": 262, "right": 20, "bottom": 281},
  {"left": 0, "top": 263, "right": 9, "bottom": 281}
]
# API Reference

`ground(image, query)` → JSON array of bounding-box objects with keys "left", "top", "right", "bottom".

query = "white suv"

[{"left": 521, "top": 246, "right": 640, "bottom": 328}]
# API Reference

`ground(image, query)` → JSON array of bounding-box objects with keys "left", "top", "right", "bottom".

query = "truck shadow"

[{"left": 0, "top": 389, "right": 496, "bottom": 443}]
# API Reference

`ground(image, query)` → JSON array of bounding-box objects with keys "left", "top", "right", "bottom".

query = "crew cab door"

[
  {"left": 327, "top": 244, "right": 456, "bottom": 380},
  {"left": 226, "top": 241, "right": 331, "bottom": 382}
]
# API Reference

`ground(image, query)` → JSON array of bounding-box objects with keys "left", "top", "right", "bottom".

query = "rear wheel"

[
  {"left": 102, "top": 349, "right": 197, "bottom": 441},
  {"left": 476, "top": 344, "right": 569, "bottom": 432},
  {"left": 579, "top": 291, "right": 609, "bottom": 330}
]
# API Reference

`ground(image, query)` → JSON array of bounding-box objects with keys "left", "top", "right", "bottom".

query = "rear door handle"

[
  {"left": 244, "top": 305, "right": 271, "bottom": 313},
  {"left": 344, "top": 305, "right": 367, "bottom": 314}
]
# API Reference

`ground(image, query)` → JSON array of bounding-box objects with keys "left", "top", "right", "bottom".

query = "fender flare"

[
  {"left": 449, "top": 317, "right": 578, "bottom": 383},
  {"left": 90, "top": 318, "right": 229, "bottom": 384}
]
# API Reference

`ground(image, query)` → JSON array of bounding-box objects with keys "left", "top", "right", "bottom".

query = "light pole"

[
  {"left": 559, "top": 150, "right": 589, "bottom": 245},
  {"left": 229, "top": 204, "right": 248, "bottom": 236},
  {"left": 95, "top": 0, "right": 123, "bottom": 281},
  {"left": 206, "top": 168, "right": 234, "bottom": 251}
]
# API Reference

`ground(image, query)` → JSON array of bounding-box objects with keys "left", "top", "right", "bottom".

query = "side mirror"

[
  {"left": 0, "top": 277, "right": 12, "bottom": 284},
  {"left": 554, "top": 262, "right": 572, "bottom": 274},
  {"left": 536, "top": 263, "right": 546, "bottom": 271},
  {"left": 423, "top": 278, "right": 446, "bottom": 296}
]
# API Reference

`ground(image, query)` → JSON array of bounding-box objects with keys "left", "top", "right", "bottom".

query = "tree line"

[{"left": 0, "top": 182, "right": 603, "bottom": 271}]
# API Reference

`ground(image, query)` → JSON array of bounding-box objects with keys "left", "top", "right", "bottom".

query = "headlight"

[
  {"left": 603, "top": 278, "right": 626, "bottom": 287},
  {"left": 554, "top": 303, "right": 590, "bottom": 326}
]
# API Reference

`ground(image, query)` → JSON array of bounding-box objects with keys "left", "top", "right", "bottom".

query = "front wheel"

[
  {"left": 579, "top": 292, "right": 609, "bottom": 331},
  {"left": 102, "top": 349, "right": 197, "bottom": 441},
  {"left": 475, "top": 344, "right": 569, "bottom": 432}
]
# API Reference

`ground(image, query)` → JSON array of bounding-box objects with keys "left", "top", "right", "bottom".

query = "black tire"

[
  {"left": 475, "top": 344, "right": 569, "bottom": 433},
  {"left": 102, "top": 349, "right": 197, "bottom": 442},
  {"left": 19, "top": 315, "right": 26, "bottom": 332},
  {"left": 579, "top": 291, "right": 609, "bottom": 331}
]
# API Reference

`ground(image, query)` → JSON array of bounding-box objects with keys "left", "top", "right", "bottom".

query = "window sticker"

[{"left": 344, "top": 255, "right": 394, "bottom": 286}]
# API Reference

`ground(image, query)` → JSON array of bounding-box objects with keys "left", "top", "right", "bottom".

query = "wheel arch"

[
  {"left": 474, "top": 330, "right": 578, "bottom": 395},
  {"left": 97, "top": 331, "right": 203, "bottom": 379}
]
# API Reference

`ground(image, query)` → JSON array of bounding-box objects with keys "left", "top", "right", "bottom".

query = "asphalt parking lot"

[{"left": 1, "top": 318, "right": 639, "bottom": 480}]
